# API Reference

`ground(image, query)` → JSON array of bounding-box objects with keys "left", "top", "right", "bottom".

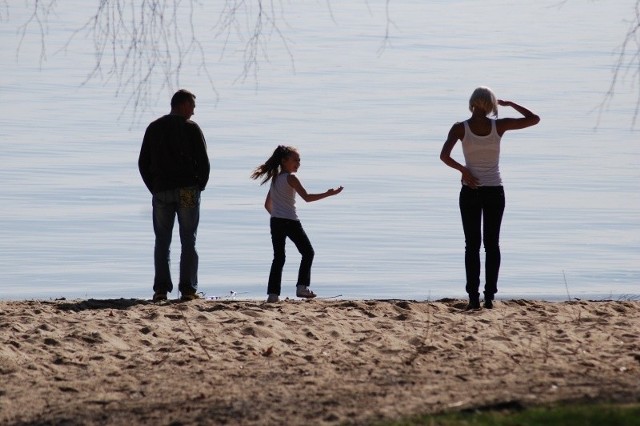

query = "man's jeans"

[
  {"left": 459, "top": 185, "right": 505, "bottom": 301},
  {"left": 152, "top": 186, "right": 200, "bottom": 295},
  {"left": 267, "top": 217, "right": 315, "bottom": 296}
]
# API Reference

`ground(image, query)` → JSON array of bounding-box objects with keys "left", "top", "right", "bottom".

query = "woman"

[{"left": 440, "top": 87, "right": 540, "bottom": 309}]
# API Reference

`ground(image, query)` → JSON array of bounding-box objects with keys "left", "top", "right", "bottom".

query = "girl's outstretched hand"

[
  {"left": 328, "top": 186, "right": 344, "bottom": 196},
  {"left": 498, "top": 99, "right": 512, "bottom": 107}
]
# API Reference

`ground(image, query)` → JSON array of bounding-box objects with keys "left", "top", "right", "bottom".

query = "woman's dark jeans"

[
  {"left": 459, "top": 185, "right": 505, "bottom": 301},
  {"left": 268, "top": 217, "right": 315, "bottom": 296}
]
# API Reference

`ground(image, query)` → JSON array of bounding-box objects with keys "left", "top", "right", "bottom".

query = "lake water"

[{"left": 1, "top": 1, "right": 638, "bottom": 301}]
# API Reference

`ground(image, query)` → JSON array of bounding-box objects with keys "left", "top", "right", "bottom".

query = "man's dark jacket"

[{"left": 139, "top": 114, "right": 210, "bottom": 193}]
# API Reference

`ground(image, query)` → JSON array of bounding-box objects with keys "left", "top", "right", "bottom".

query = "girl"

[
  {"left": 440, "top": 87, "right": 540, "bottom": 310},
  {"left": 251, "top": 145, "right": 344, "bottom": 302}
]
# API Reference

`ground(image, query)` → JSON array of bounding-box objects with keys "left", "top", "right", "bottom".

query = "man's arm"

[
  {"left": 192, "top": 124, "right": 211, "bottom": 191},
  {"left": 138, "top": 126, "right": 154, "bottom": 193}
]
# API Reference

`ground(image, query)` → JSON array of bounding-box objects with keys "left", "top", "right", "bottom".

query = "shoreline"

[
  {"left": 2, "top": 292, "right": 638, "bottom": 304},
  {"left": 1, "top": 298, "right": 639, "bottom": 425}
]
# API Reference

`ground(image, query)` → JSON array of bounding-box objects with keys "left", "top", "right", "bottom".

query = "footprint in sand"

[
  {"left": 303, "top": 329, "right": 320, "bottom": 341},
  {"left": 240, "top": 325, "right": 275, "bottom": 339}
]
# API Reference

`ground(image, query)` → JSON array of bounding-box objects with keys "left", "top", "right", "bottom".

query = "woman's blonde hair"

[{"left": 468, "top": 86, "right": 498, "bottom": 117}]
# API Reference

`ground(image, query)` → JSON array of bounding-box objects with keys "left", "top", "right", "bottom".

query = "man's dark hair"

[{"left": 171, "top": 89, "right": 196, "bottom": 108}]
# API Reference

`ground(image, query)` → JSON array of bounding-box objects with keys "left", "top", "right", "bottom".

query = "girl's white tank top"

[
  {"left": 270, "top": 173, "right": 299, "bottom": 220},
  {"left": 461, "top": 120, "right": 503, "bottom": 187}
]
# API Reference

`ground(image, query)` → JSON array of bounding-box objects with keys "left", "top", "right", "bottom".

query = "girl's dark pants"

[
  {"left": 459, "top": 185, "right": 505, "bottom": 302},
  {"left": 268, "top": 217, "right": 315, "bottom": 296}
]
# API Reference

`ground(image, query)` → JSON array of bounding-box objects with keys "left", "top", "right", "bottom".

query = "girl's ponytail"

[{"left": 251, "top": 145, "right": 296, "bottom": 185}]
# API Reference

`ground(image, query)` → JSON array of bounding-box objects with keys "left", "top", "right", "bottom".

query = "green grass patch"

[{"left": 379, "top": 402, "right": 640, "bottom": 426}]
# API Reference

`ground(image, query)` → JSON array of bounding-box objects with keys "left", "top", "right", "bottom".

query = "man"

[{"left": 139, "top": 89, "right": 210, "bottom": 302}]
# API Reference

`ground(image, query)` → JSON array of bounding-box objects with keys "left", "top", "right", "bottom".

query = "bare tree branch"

[
  {"left": 377, "top": 0, "right": 394, "bottom": 55},
  {"left": 597, "top": 0, "right": 640, "bottom": 128},
  {"left": 16, "top": 0, "right": 57, "bottom": 65},
  {"left": 9, "top": 1, "right": 392, "bottom": 122},
  {"left": 0, "top": 1, "right": 9, "bottom": 22},
  {"left": 11, "top": 1, "right": 298, "bottom": 121},
  {"left": 58, "top": 0, "right": 217, "bottom": 121},
  {"left": 212, "top": 0, "right": 295, "bottom": 85}
]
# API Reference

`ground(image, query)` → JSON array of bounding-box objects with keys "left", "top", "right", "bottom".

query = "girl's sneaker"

[
  {"left": 296, "top": 286, "right": 317, "bottom": 299},
  {"left": 180, "top": 292, "right": 201, "bottom": 301}
]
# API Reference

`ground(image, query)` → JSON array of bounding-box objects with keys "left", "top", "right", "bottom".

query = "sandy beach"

[{"left": 1, "top": 298, "right": 639, "bottom": 425}]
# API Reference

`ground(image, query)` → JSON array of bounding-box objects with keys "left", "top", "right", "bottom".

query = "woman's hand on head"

[{"left": 496, "top": 100, "right": 540, "bottom": 132}]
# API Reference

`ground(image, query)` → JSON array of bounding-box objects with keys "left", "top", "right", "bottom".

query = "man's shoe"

[
  {"left": 465, "top": 299, "right": 481, "bottom": 310},
  {"left": 483, "top": 299, "right": 494, "bottom": 309},
  {"left": 152, "top": 292, "right": 168, "bottom": 302},
  {"left": 180, "top": 292, "right": 201, "bottom": 301},
  {"left": 266, "top": 294, "right": 280, "bottom": 303}
]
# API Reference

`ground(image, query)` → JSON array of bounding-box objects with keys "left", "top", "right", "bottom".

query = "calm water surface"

[{"left": 1, "top": 1, "right": 638, "bottom": 301}]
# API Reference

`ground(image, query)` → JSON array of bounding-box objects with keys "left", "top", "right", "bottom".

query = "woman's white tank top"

[
  {"left": 270, "top": 173, "right": 299, "bottom": 220},
  {"left": 461, "top": 120, "right": 503, "bottom": 187}
]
